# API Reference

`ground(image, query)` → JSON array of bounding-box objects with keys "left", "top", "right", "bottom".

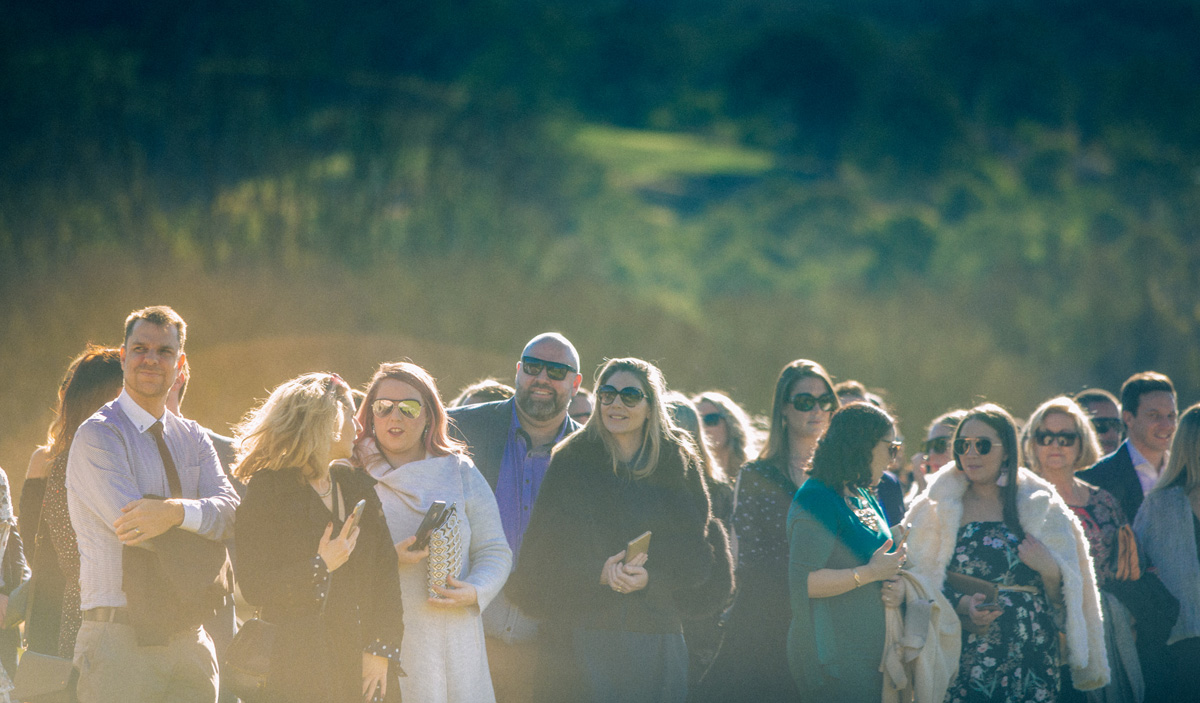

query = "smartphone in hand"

[
  {"left": 346, "top": 499, "right": 367, "bottom": 533},
  {"left": 409, "top": 501, "right": 448, "bottom": 551}
]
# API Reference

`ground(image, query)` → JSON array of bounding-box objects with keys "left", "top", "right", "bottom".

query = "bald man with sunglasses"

[{"left": 448, "top": 333, "right": 583, "bottom": 703}]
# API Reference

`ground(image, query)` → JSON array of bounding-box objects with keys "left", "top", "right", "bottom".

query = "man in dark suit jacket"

[
  {"left": 1078, "top": 371, "right": 1178, "bottom": 702},
  {"left": 1079, "top": 371, "right": 1177, "bottom": 521},
  {"left": 448, "top": 333, "right": 583, "bottom": 703}
]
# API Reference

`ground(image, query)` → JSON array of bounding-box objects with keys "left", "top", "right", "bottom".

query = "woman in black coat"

[
  {"left": 507, "top": 358, "right": 725, "bottom": 703},
  {"left": 233, "top": 373, "right": 405, "bottom": 703}
]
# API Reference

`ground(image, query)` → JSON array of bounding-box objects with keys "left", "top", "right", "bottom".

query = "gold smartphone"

[{"left": 624, "top": 531, "right": 652, "bottom": 563}]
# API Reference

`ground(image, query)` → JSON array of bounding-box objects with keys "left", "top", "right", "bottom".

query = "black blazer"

[
  {"left": 235, "top": 465, "right": 404, "bottom": 703},
  {"left": 1078, "top": 442, "right": 1145, "bottom": 522},
  {"left": 448, "top": 398, "right": 580, "bottom": 491}
]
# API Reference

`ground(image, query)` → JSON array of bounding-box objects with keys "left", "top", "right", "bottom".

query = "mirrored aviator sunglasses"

[
  {"left": 371, "top": 398, "right": 422, "bottom": 419},
  {"left": 953, "top": 437, "right": 994, "bottom": 456},
  {"left": 791, "top": 393, "right": 837, "bottom": 412},
  {"left": 521, "top": 356, "right": 575, "bottom": 382},
  {"left": 597, "top": 385, "right": 646, "bottom": 407}
]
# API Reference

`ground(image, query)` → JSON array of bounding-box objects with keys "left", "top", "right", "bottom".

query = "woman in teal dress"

[{"left": 787, "top": 403, "right": 908, "bottom": 700}]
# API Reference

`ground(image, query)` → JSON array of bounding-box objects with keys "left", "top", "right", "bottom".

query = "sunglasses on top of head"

[
  {"left": 1034, "top": 430, "right": 1079, "bottom": 447},
  {"left": 790, "top": 393, "right": 837, "bottom": 413},
  {"left": 371, "top": 398, "right": 422, "bottom": 419},
  {"left": 954, "top": 437, "right": 994, "bottom": 456},
  {"left": 521, "top": 356, "right": 576, "bottom": 382},
  {"left": 923, "top": 437, "right": 950, "bottom": 454},
  {"left": 597, "top": 385, "right": 646, "bottom": 407},
  {"left": 1090, "top": 418, "right": 1123, "bottom": 434}
]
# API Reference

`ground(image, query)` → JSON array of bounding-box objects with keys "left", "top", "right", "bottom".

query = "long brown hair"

[
  {"left": 356, "top": 361, "right": 465, "bottom": 458},
  {"left": 588, "top": 357, "right": 695, "bottom": 479},
  {"left": 757, "top": 359, "right": 839, "bottom": 466},
  {"left": 46, "top": 345, "right": 123, "bottom": 461},
  {"left": 953, "top": 403, "right": 1024, "bottom": 541}
]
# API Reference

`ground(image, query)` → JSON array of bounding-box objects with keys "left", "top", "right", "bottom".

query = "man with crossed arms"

[{"left": 67, "top": 306, "right": 238, "bottom": 702}]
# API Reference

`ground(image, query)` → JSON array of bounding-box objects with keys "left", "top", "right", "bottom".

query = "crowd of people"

[{"left": 0, "top": 303, "right": 1197, "bottom": 703}]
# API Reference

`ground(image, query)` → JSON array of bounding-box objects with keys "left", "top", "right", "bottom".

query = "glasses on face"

[
  {"left": 702, "top": 412, "right": 724, "bottom": 427},
  {"left": 923, "top": 437, "right": 950, "bottom": 454},
  {"left": 521, "top": 356, "right": 576, "bottom": 382},
  {"left": 1034, "top": 430, "right": 1079, "bottom": 447},
  {"left": 1090, "top": 418, "right": 1123, "bottom": 434},
  {"left": 371, "top": 398, "right": 422, "bottom": 419},
  {"left": 954, "top": 437, "right": 994, "bottom": 456},
  {"left": 884, "top": 439, "right": 903, "bottom": 460},
  {"left": 790, "top": 393, "right": 837, "bottom": 413},
  {"left": 597, "top": 385, "right": 646, "bottom": 407}
]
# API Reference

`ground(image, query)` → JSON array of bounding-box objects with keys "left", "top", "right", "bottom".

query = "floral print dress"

[{"left": 943, "top": 522, "right": 1062, "bottom": 703}]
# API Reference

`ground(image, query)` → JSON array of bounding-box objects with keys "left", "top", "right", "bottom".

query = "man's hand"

[{"left": 114, "top": 498, "right": 185, "bottom": 545}]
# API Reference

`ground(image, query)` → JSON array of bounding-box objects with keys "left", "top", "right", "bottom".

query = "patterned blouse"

[{"left": 1069, "top": 482, "right": 1126, "bottom": 589}]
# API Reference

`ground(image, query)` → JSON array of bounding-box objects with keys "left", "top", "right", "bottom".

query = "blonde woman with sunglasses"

[
  {"left": 353, "top": 362, "right": 512, "bottom": 703},
  {"left": 507, "top": 358, "right": 723, "bottom": 703},
  {"left": 905, "top": 403, "right": 1108, "bottom": 703},
  {"left": 234, "top": 373, "right": 405, "bottom": 703}
]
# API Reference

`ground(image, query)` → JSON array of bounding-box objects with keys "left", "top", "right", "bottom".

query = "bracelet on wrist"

[{"left": 852, "top": 568, "right": 863, "bottom": 587}]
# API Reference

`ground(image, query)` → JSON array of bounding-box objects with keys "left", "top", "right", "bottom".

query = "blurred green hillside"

[{"left": 2, "top": 0, "right": 1199, "bottom": 493}]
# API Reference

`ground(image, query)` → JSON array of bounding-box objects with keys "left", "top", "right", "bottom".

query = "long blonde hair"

[
  {"left": 233, "top": 373, "right": 355, "bottom": 482},
  {"left": 588, "top": 358, "right": 695, "bottom": 479},
  {"left": 1154, "top": 402, "right": 1200, "bottom": 494}
]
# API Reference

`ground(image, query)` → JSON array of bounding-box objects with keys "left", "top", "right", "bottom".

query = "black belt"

[{"left": 83, "top": 606, "right": 130, "bottom": 624}]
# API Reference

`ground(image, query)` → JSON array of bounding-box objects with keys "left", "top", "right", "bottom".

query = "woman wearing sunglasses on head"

[
  {"left": 353, "top": 362, "right": 512, "bottom": 703},
  {"left": 1023, "top": 396, "right": 1159, "bottom": 703},
  {"left": 787, "top": 403, "right": 922, "bottom": 700},
  {"left": 507, "top": 358, "right": 720, "bottom": 703},
  {"left": 905, "top": 403, "right": 1108, "bottom": 703},
  {"left": 234, "top": 373, "right": 405, "bottom": 703},
  {"left": 703, "top": 359, "right": 839, "bottom": 702}
]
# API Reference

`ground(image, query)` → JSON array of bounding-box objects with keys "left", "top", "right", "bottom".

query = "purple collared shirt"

[{"left": 495, "top": 404, "right": 569, "bottom": 557}]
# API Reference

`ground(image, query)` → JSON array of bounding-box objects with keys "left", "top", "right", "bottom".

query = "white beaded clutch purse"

[{"left": 426, "top": 502, "right": 462, "bottom": 598}]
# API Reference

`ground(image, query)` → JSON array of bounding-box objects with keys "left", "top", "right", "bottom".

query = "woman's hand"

[
  {"left": 600, "top": 550, "right": 626, "bottom": 586},
  {"left": 318, "top": 520, "right": 360, "bottom": 572},
  {"left": 958, "top": 593, "right": 1003, "bottom": 634},
  {"left": 864, "top": 538, "right": 906, "bottom": 582},
  {"left": 1017, "top": 535, "right": 1060, "bottom": 583},
  {"left": 881, "top": 576, "right": 905, "bottom": 608},
  {"left": 362, "top": 651, "right": 388, "bottom": 701},
  {"left": 395, "top": 535, "right": 428, "bottom": 565},
  {"left": 610, "top": 552, "right": 649, "bottom": 594},
  {"left": 429, "top": 576, "right": 478, "bottom": 607}
]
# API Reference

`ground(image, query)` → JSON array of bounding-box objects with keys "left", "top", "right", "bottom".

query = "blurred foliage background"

[{"left": 3, "top": 0, "right": 1199, "bottom": 496}]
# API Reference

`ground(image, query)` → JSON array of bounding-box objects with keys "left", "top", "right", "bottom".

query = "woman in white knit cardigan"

[
  {"left": 354, "top": 362, "right": 513, "bottom": 703},
  {"left": 905, "top": 404, "right": 1108, "bottom": 702}
]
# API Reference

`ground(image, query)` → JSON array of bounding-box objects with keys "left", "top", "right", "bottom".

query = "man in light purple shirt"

[{"left": 67, "top": 306, "right": 239, "bottom": 703}]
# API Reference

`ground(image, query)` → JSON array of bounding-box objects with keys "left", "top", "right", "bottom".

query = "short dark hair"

[
  {"left": 809, "top": 403, "right": 894, "bottom": 490},
  {"left": 1073, "top": 387, "right": 1119, "bottom": 410},
  {"left": 124, "top": 306, "right": 187, "bottom": 349},
  {"left": 1119, "top": 372, "right": 1174, "bottom": 417}
]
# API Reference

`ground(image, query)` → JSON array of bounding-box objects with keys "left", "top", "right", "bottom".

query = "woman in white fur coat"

[
  {"left": 354, "top": 362, "right": 513, "bottom": 703},
  {"left": 905, "top": 404, "right": 1108, "bottom": 703}
]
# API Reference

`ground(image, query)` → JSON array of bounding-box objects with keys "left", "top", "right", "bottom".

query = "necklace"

[
  {"left": 312, "top": 477, "right": 333, "bottom": 498},
  {"left": 845, "top": 492, "right": 881, "bottom": 532}
]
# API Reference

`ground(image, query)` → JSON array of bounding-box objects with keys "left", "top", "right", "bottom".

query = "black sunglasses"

[
  {"left": 923, "top": 437, "right": 950, "bottom": 454},
  {"left": 1035, "top": 430, "right": 1079, "bottom": 448},
  {"left": 372, "top": 398, "right": 422, "bottom": 419},
  {"left": 954, "top": 437, "right": 994, "bottom": 456},
  {"left": 790, "top": 393, "right": 837, "bottom": 413},
  {"left": 884, "top": 439, "right": 903, "bottom": 460},
  {"left": 521, "top": 356, "right": 576, "bottom": 382},
  {"left": 1090, "top": 418, "right": 1123, "bottom": 434},
  {"left": 702, "top": 412, "right": 724, "bottom": 427},
  {"left": 597, "top": 385, "right": 646, "bottom": 407}
]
